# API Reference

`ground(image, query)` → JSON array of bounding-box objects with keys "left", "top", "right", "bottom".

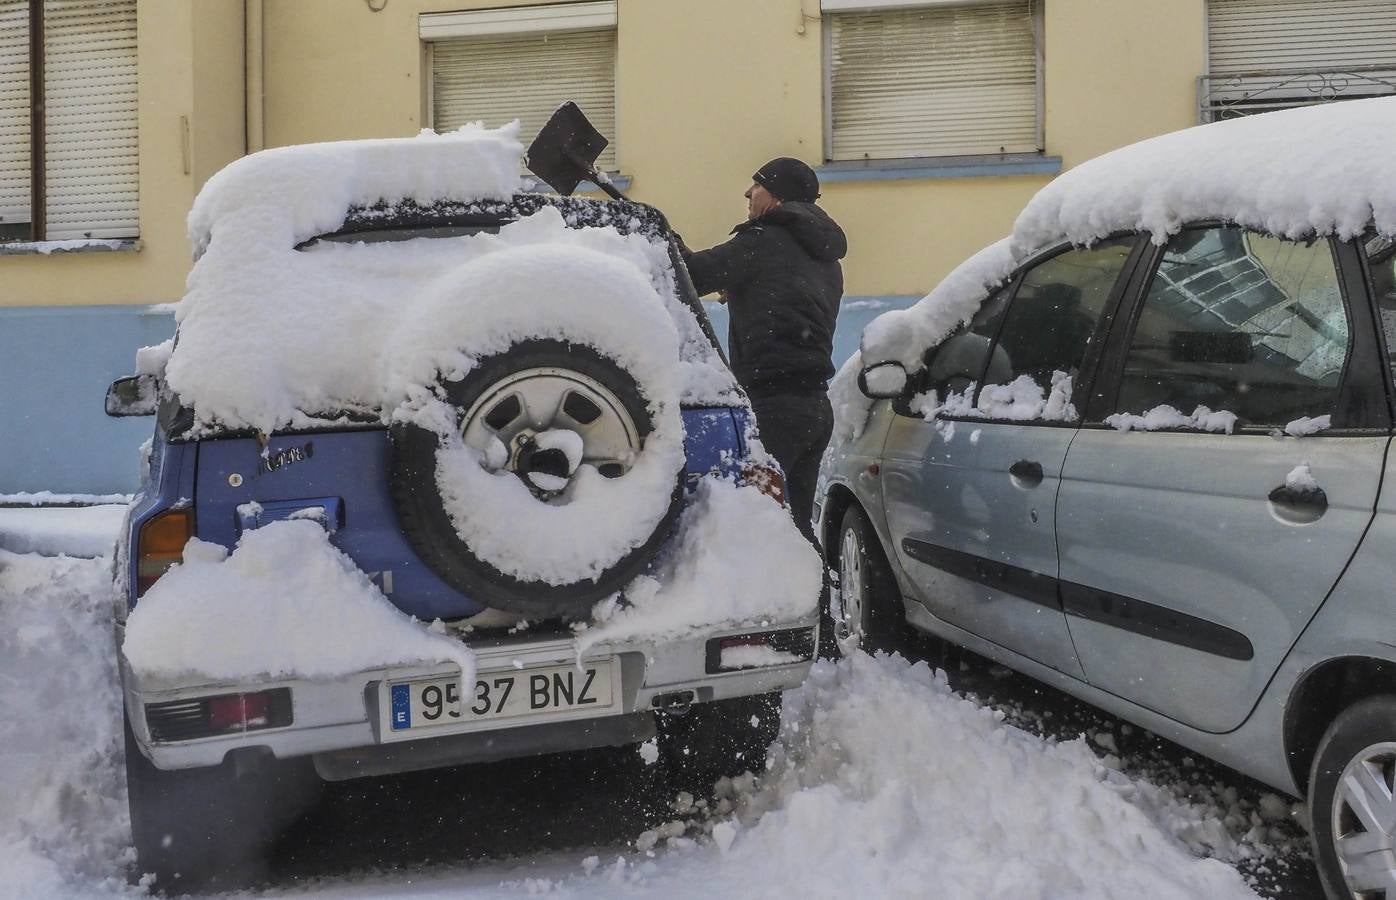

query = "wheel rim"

[
  {"left": 460, "top": 367, "right": 641, "bottom": 498},
  {"left": 1332, "top": 741, "right": 1396, "bottom": 898},
  {"left": 837, "top": 526, "right": 866, "bottom": 648}
]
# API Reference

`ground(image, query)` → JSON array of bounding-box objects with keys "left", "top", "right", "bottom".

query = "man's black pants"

[{"left": 749, "top": 391, "right": 834, "bottom": 544}]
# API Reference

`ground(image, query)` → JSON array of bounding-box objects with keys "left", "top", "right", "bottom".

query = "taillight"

[
  {"left": 145, "top": 689, "right": 292, "bottom": 742},
  {"left": 742, "top": 463, "right": 787, "bottom": 506},
  {"left": 136, "top": 507, "right": 193, "bottom": 597},
  {"left": 705, "top": 628, "right": 816, "bottom": 674}
]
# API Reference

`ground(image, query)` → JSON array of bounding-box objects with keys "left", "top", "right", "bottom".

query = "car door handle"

[
  {"left": 1009, "top": 460, "right": 1044, "bottom": 488},
  {"left": 1267, "top": 484, "right": 1328, "bottom": 524}
]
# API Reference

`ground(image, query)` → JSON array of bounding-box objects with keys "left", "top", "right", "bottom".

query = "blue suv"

[{"left": 107, "top": 179, "right": 819, "bottom": 887}]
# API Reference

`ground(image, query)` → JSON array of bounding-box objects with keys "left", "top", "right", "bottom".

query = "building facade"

[{"left": 2, "top": 0, "right": 1393, "bottom": 493}]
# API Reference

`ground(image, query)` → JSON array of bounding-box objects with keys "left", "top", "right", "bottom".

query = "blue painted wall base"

[{"left": 2, "top": 304, "right": 175, "bottom": 496}]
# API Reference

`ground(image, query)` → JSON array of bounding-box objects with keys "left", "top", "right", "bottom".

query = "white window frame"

[{"left": 820, "top": 0, "right": 1045, "bottom": 164}]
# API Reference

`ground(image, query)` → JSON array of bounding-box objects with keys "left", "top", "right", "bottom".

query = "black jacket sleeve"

[{"left": 683, "top": 228, "right": 764, "bottom": 298}]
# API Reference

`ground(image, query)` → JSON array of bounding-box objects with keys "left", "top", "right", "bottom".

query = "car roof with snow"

[
  {"left": 836, "top": 97, "right": 1396, "bottom": 417},
  {"left": 162, "top": 124, "right": 738, "bottom": 436}
]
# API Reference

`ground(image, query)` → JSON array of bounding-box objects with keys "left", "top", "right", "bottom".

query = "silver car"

[{"left": 822, "top": 223, "right": 1396, "bottom": 899}]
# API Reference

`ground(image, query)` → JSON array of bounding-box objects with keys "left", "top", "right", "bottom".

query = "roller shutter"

[
  {"left": 42, "top": 0, "right": 138, "bottom": 240},
  {"left": 1206, "top": 0, "right": 1396, "bottom": 115},
  {"left": 431, "top": 28, "right": 617, "bottom": 170},
  {"left": 827, "top": 1, "right": 1039, "bottom": 161},
  {"left": 0, "top": 0, "right": 28, "bottom": 235}
]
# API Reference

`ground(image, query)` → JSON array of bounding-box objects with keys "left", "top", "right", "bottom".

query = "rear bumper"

[{"left": 120, "top": 618, "right": 817, "bottom": 778}]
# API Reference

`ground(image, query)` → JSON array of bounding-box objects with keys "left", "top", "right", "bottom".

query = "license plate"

[{"left": 387, "top": 659, "right": 615, "bottom": 732}]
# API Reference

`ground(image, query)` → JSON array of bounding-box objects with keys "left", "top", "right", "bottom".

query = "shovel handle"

[{"left": 562, "top": 147, "right": 626, "bottom": 201}]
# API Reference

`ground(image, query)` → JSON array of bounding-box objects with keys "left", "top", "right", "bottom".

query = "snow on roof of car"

[
  {"left": 159, "top": 123, "right": 738, "bottom": 436},
  {"left": 1013, "top": 96, "right": 1396, "bottom": 255},
  {"left": 187, "top": 122, "right": 525, "bottom": 257},
  {"left": 830, "top": 98, "right": 1396, "bottom": 445}
]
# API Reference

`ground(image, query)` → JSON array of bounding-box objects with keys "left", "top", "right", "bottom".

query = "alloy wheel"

[
  {"left": 1332, "top": 741, "right": 1396, "bottom": 897},
  {"left": 837, "top": 525, "right": 866, "bottom": 650}
]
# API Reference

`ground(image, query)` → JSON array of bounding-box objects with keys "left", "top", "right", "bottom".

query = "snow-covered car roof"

[
  {"left": 832, "top": 98, "right": 1396, "bottom": 440},
  {"left": 160, "top": 124, "right": 738, "bottom": 436}
]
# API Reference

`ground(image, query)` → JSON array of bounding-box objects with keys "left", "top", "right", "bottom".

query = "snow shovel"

[
  {"left": 526, "top": 102, "right": 730, "bottom": 364},
  {"left": 527, "top": 101, "right": 626, "bottom": 200}
]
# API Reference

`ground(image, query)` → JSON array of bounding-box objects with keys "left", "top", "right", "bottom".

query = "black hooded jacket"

[{"left": 683, "top": 202, "right": 847, "bottom": 397}]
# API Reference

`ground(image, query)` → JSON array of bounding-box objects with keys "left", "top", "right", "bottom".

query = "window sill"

[
  {"left": 521, "top": 173, "right": 632, "bottom": 195},
  {"left": 816, "top": 154, "right": 1062, "bottom": 183},
  {"left": 0, "top": 238, "right": 141, "bottom": 257}
]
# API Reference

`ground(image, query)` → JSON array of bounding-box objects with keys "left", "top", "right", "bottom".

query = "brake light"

[
  {"left": 742, "top": 464, "right": 787, "bottom": 506},
  {"left": 208, "top": 692, "right": 272, "bottom": 731},
  {"left": 136, "top": 507, "right": 194, "bottom": 597}
]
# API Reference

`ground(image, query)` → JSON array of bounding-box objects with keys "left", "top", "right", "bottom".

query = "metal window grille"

[{"left": 1200, "top": 0, "right": 1396, "bottom": 122}]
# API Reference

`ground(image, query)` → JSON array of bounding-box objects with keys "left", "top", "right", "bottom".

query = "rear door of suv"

[
  {"left": 1055, "top": 225, "right": 1391, "bottom": 733},
  {"left": 879, "top": 237, "right": 1144, "bottom": 677}
]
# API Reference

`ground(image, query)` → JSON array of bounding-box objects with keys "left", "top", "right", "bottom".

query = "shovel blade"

[{"left": 526, "top": 101, "right": 609, "bottom": 196}]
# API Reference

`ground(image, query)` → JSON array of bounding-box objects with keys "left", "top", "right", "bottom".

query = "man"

[{"left": 683, "top": 157, "right": 847, "bottom": 542}]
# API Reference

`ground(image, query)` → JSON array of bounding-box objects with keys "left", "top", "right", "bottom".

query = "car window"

[
  {"left": 1111, "top": 226, "right": 1349, "bottom": 430},
  {"left": 966, "top": 237, "right": 1135, "bottom": 422},
  {"left": 1365, "top": 234, "right": 1396, "bottom": 377},
  {"left": 916, "top": 282, "right": 1014, "bottom": 400}
]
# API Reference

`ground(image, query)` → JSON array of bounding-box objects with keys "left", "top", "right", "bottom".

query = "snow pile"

[
  {"left": 166, "top": 127, "right": 736, "bottom": 436},
  {"left": 576, "top": 478, "right": 822, "bottom": 650},
  {"left": 1285, "top": 462, "right": 1319, "bottom": 493},
  {"left": 1014, "top": 97, "right": 1396, "bottom": 255},
  {"left": 911, "top": 371, "right": 1077, "bottom": 424},
  {"left": 123, "top": 520, "right": 475, "bottom": 682},
  {"left": 1284, "top": 415, "right": 1331, "bottom": 437},
  {"left": 1106, "top": 405, "right": 1239, "bottom": 434},
  {"left": 0, "top": 504, "right": 127, "bottom": 558},
  {"left": 0, "top": 551, "right": 135, "bottom": 899}
]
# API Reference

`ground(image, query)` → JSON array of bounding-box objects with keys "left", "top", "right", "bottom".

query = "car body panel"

[
  {"left": 1057, "top": 429, "right": 1387, "bottom": 732},
  {"left": 881, "top": 415, "right": 1084, "bottom": 678}
]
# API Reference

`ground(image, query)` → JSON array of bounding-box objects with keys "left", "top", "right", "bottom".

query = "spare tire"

[{"left": 391, "top": 339, "right": 685, "bottom": 619}]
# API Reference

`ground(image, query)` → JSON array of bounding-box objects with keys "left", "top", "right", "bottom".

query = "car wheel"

[
  {"left": 125, "top": 711, "right": 320, "bottom": 891},
  {"left": 657, "top": 692, "right": 782, "bottom": 794},
  {"left": 391, "top": 339, "right": 685, "bottom": 620},
  {"left": 831, "top": 504, "right": 905, "bottom": 654},
  {"left": 1310, "top": 695, "right": 1396, "bottom": 899}
]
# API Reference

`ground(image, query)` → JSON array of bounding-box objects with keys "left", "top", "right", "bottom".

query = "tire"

[
  {"left": 125, "top": 712, "right": 321, "bottom": 891},
  {"left": 658, "top": 692, "right": 782, "bottom": 794},
  {"left": 391, "top": 339, "right": 685, "bottom": 619},
  {"left": 828, "top": 504, "right": 907, "bottom": 655},
  {"left": 1309, "top": 695, "right": 1396, "bottom": 900}
]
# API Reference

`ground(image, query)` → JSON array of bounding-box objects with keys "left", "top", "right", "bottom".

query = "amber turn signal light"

[{"left": 136, "top": 507, "right": 194, "bottom": 597}]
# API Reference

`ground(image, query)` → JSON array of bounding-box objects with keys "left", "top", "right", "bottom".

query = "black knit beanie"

[{"left": 753, "top": 157, "right": 820, "bottom": 203}]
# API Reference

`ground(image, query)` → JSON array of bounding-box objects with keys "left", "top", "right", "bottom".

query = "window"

[
  {"left": 422, "top": 2, "right": 617, "bottom": 170},
  {"left": 823, "top": 0, "right": 1041, "bottom": 161},
  {"left": 929, "top": 238, "right": 1133, "bottom": 422},
  {"left": 1201, "top": 0, "right": 1396, "bottom": 122},
  {"left": 1363, "top": 233, "right": 1396, "bottom": 380},
  {"left": 0, "top": 0, "right": 138, "bottom": 243},
  {"left": 1113, "top": 227, "right": 1349, "bottom": 428}
]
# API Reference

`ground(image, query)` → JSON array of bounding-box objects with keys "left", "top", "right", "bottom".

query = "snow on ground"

[
  {"left": 0, "top": 551, "right": 137, "bottom": 900},
  {"left": 0, "top": 504, "right": 126, "bottom": 558},
  {"left": 1, "top": 547, "right": 1281, "bottom": 899}
]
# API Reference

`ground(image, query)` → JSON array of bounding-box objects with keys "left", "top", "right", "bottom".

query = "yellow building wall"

[
  {"left": 1, "top": 0, "right": 246, "bottom": 308},
  {"left": 5, "top": 0, "right": 1209, "bottom": 307}
]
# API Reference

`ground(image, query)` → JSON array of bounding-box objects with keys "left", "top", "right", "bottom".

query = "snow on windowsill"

[{"left": 0, "top": 239, "right": 141, "bottom": 257}]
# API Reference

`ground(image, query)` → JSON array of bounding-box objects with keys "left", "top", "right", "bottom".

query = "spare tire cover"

[{"left": 391, "top": 338, "right": 686, "bottom": 619}]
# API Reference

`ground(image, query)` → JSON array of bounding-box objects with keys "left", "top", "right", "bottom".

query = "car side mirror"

[
  {"left": 106, "top": 374, "right": 159, "bottom": 417},
  {"left": 858, "top": 362, "right": 908, "bottom": 399}
]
